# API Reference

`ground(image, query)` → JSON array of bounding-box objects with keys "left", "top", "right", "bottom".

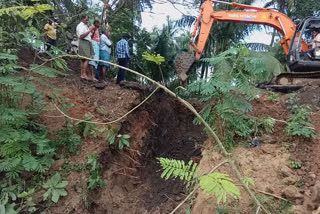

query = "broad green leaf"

[
  {"left": 4, "top": 203, "right": 18, "bottom": 214},
  {"left": 108, "top": 135, "right": 115, "bottom": 145},
  {"left": 56, "top": 181, "right": 68, "bottom": 189},
  {"left": 142, "top": 52, "right": 165, "bottom": 65},
  {"left": 18, "top": 188, "right": 35, "bottom": 198},
  {"left": 122, "top": 135, "right": 130, "bottom": 139},
  {"left": 51, "top": 189, "right": 67, "bottom": 203},
  {"left": 118, "top": 140, "right": 124, "bottom": 150},
  {"left": 51, "top": 190, "right": 60, "bottom": 203},
  {"left": 43, "top": 190, "right": 50, "bottom": 201}
]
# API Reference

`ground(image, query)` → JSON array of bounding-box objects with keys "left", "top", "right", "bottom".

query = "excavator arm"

[
  {"left": 190, "top": 0, "right": 304, "bottom": 59},
  {"left": 175, "top": 0, "right": 320, "bottom": 91}
]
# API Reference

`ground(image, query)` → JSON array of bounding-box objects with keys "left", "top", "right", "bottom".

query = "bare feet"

[{"left": 80, "top": 75, "right": 90, "bottom": 81}]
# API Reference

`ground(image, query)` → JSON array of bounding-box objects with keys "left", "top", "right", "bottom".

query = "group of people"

[
  {"left": 76, "top": 15, "right": 130, "bottom": 84},
  {"left": 44, "top": 15, "right": 131, "bottom": 85}
]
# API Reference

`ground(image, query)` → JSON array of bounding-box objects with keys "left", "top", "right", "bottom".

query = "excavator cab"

[{"left": 288, "top": 17, "right": 320, "bottom": 72}]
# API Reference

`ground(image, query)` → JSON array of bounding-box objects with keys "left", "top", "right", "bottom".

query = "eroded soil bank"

[{"left": 17, "top": 48, "right": 320, "bottom": 213}]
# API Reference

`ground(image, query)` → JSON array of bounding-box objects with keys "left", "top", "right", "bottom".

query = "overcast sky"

[
  {"left": 91, "top": 0, "right": 272, "bottom": 44},
  {"left": 140, "top": 0, "right": 271, "bottom": 44}
]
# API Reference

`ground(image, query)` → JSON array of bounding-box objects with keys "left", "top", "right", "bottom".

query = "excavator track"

[{"left": 260, "top": 71, "right": 320, "bottom": 93}]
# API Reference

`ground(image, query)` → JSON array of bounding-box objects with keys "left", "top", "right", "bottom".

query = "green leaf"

[
  {"left": 241, "top": 177, "right": 254, "bottom": 186},
  {"left": 55, "top": 181, "right": 68, "bottom": 188},
  {"left": 22, "top": 155, "right": 40, "bottom": 171},
  {"left": 51, "top": 189, "right": 67, "bottom": 203},
  {"left": 13, "top": 82, "right": 36, "bottom": 94},
  {"left": 118, "top": 140, "right": 124, "bottom": 150},
  {"left": 43, "top": 190, "right": 50, "bottom": 201},
  {"left": 30, "top": 64, "right": 61, "bottom": 78},
  {"left": 0, "top": 53, "right": 17, "bottom": 60},
  {"left": 51, "top": 190, "right": 60, "bottom": 203},
  {"left": 4, "top": 203, "right": 18, "bottom": 214},
  {"left": 122, "top": 135, "right": 130, "bottom": 139},
  {"left": 199, "top": 173, "right": 240, "bottom": 204},
  {"left": 108, "top": 135, "right": 115, "bottom": 145},
  {"left": 142, "top": 52, "right": 165, "bottom": 65},
  {"left": 18, "top": 188, "right": 35, "bottom": 198}
]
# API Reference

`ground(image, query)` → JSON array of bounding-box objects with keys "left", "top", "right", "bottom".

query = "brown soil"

[
  {"left": 295, "top": 80, "right": 320, "bottom": 111},
  {"left": 18, "top": 48, "right": 206, "bottom": 213},
  {"left": 16, "top": 48, "right": 320, "bottom": 214}
]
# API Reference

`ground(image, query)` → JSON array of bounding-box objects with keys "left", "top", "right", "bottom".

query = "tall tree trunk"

[
  {"left": 200, "top": 65, "right": 206, "bottom": 79},
  {"left": 100, "top": 0, "right": 109, "bottom": 25},
  {"left": 205, "top": 65, "right": 208, "bottom": 79},
  {"left": 270, "top": 28, "right": 276, "bottom": 47}
]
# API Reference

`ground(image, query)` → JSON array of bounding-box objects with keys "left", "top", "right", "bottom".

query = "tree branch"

[{"left": 31, "top": 53, "right": 270, "bottom": 213}]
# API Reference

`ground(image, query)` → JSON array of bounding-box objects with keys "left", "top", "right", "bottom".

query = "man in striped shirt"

[{"left": 115, "top": 34, "right": 130, "bottom": 84}]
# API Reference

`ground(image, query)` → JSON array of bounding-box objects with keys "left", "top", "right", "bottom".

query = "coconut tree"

[{"left": 263, "top": 0, "right": 295, "bottom": 46}]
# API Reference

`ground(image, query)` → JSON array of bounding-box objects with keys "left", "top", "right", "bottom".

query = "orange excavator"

[{"left": 175, "top": 0, "right": 320, "bottom": 91}]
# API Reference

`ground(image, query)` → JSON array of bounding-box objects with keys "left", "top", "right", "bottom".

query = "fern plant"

[
  {"left": 158, "top": 157, "right": 240, "bottom": 204},
  {"left": 157, "top": 158, "right": 198, "bottom": 182},
  {"left": 187, "top": 44, "right": 276, "bottom": 150},
  {"left": 199, "top": 173, "right": 240, "bottom": 204}
]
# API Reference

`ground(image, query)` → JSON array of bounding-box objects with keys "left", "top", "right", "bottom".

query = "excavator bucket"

[{"left": 175, "top": 52, "right": 196, "bottom": 85}]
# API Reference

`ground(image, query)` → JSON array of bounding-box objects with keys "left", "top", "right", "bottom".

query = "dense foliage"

[
  {"left": 185, "top": 45, "right": 276, "bottom": 149},
  {"left": 0, "top": 0, "right": 319, "bottom": 212}
]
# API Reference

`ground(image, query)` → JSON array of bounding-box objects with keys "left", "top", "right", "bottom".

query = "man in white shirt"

[
  {"left": 76, "top": 15, "right": 96, "bottom": 81},
  {"left": 99, "top": 30, "right": 112, "bottom": 83}
]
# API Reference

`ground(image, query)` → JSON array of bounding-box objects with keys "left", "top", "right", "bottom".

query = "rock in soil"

[
  {"left": 281, "top": 185, "right": 304, "bottom": 200},
  {"left": 280, "top": 165, "right": 294, "bottom": 178}
]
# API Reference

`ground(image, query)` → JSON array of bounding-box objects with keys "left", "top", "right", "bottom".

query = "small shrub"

[
  {"left": 87, "top": 153, "right": 105, "bottom": 190},
  {"left": 42, "top": 173, "right": 68, "bottom": 203},
  {"left": 105, "top": 126, "right": 130, "bottom": 149},
  {"left": 54, "top": 121, "right": 82, "bottom": 154},
  {"left": 290, "top": 159, "right": 302, "bottom": 169},
  {"left": 267, "top": 92, "right": 280, "bottom": 102},
  {"left": 76, "top": 113, "right": 105, "bottom": 138},
  {"left": 286, "top": 106, "right": 316, "bottom": 139}
]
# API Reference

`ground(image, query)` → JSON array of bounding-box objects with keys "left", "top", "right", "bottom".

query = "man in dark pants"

[
  {"left": 44, "top": 20, "right": 58, "bottom": 51},
  {"left": 115, "top": 34, "right": 130, "bottom": 84}
]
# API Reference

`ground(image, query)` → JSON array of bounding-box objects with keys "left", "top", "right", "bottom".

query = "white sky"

[{"left": 141, "top": 0, "right": 272, "bottom": 44}]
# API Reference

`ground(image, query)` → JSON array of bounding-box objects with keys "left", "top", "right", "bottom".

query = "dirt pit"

[
  {"left": 91, "top": 92, "right": 206, "bottom": 213},
  {"left": 16, "top": 48, "right": 320, "bottom": 213},
  {"left": 42, "top": 89, "right": 206, "bottom": 214}
]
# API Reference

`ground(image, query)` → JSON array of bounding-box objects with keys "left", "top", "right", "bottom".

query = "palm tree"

[
  {"left": 175, "top": 0, "right": 256, "bottom": 79},
  {"left": 263, "top": 0, "right": 295, "bottom": 46}
]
